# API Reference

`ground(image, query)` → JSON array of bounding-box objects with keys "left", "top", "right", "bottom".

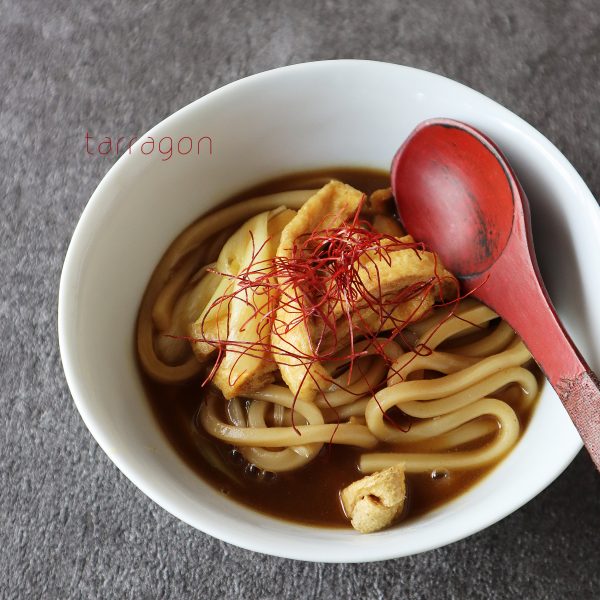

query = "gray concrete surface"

[{"left": 1, "top": 1, "right": 599, "bottom": 598}]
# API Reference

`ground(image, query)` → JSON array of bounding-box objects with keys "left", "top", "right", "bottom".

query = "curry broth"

[{"left": 138, "top": 168, "right": 540, "bottom": 528}]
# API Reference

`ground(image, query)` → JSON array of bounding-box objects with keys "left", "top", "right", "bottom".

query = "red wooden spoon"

[{"left": 391, "top": 118, "right": 600, "bottom": 470}]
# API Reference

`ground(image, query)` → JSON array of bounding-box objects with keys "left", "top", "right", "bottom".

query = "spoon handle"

[
  {"left": 557, "top": 371, "right": 600, "bottom": 468},
  {"left": 480, "top": 244, "right": 600, "bottom": 470}
]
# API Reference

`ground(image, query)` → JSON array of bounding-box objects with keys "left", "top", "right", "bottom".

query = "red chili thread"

[{"left": 172, "top": 201, "right": 480, "bottom": 436}]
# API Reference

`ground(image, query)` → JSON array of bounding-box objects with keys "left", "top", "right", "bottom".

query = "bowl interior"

[{"left": 59, "top": 61, "right": 598, "bottom": 562}]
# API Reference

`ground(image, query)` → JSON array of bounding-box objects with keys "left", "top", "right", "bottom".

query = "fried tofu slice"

[
  {"left": 190, "top": 208, "right": 296, "bottom": 399},
  {"left": 319, "top": 295, "right": 435, "bottom": 355},
  {"left": 340, "top": 465, "right": 406, "bottom": 533},
  {"left": 372, "top": 213, "right": 405, "bottom": 237},
  {"left": 367, "top": 187, "right": 394, "bottom": 214},
  {"left": 272, "top": 181, "right": 457, "bottom": 402},
  {"left": 272, "top": 181, "right": 366, "bottom": 402},
  {"left": 331, "top": 234, "right": 456, "bottom": 321},
  {"left": 316, "top": 235, "right": 456, "bottom": 351}
]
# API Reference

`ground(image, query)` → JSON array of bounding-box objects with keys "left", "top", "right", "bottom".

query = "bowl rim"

[{"left": 58, "top": 59, "right": 595, "bottom": 562}]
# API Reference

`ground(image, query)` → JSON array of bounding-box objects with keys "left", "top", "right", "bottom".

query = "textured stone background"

[{"left": 1, "top": 1, "right": 600, "bottom": 598}]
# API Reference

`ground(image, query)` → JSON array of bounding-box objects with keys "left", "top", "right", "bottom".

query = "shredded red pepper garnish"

[{"left": 172, "top": 200, "right": 484, "bottom": 434}]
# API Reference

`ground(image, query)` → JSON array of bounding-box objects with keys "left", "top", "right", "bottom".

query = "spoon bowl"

[
  {"left": 391, "top": 120, "right": 516, "bottom": 279},
  {"left": 391, "top": 118, "right": 600, "bottom": 470}
]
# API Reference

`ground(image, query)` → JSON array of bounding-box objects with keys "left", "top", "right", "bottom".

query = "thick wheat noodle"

[
  {"left": 231, "top": 390, "right": 504, "bottom": 467},
  {"left": 360, "top": 398, "right": 519, "bottom": 473},
  {"left": 228, "top": 311, "right": 531, "bottom": 473},
  {"left": 402, "top": 367, "right": 539, "bottom": 419},
  {"left": 384, "top": 303, "right": 500, "bottom": 385},
  {"left": 319, "top": 358, "right": 385, "bottom": 407},
  {"left": 402, "top": 419, "right": 499, "bottom": 452},
  {"left": 405, "top": 298, "right": 480, "bottom": 338},
  {"left": 152, "top": 244, "right": 209, "bottom": 332},
  {"left": 247, "top": 341, "right": 401, "bottom": 410},
  {"left": 152, "top": 190, "right": 315, "bottom": 276},
  {"left": 260, "top": 397, "right": 371, "bottom": 425},
  {"left": 388, "top": 303, "right": 524, "bottom": 386},
  {"left": 385, "top": 341, "right": 537, "bottom": 418},
  {"left": 219, "top": 353, "right": 384, "bottom": 472},
  {"left": 137, "top": 326, "right": 201, "bottom": 383},
  {"left": 330, "top": 356, "right": 377, "bottom": 386},
  {"left": 414, "top": 303, "right": 499, "bottom": 353},
  {"left": 370, "top": 385, "right": 521, "bottom": 444},
  {"left": 325, "top": 337, "right": 404, "bottom": 365},
  {"left": 272, "top": 403, "right": 285, "bottom": 426},
  {"left": 153, "top": 261, "right": 225, "bottom": 366},
  {"left": 177, "top": 266, "right": 222, "bottom": 329},
  {"left": 455, "top": 321, "right": 516, "bottom": 357},
  {"left": 398, "top": 351, "right": 481, "bottom": 379},
  {"left": 137, "top": 190, "right": 316, "bottom": 382},
  {"left": 200, "top": 393, "right": 378, "bottom": 448},
  {"left": 321, "top": 398, "right": 370, "bottom": 421},
  {"left": 139, "top": 190, "right": 541, "bottom": 494},
  {"left": 244, "top": 360, "right": 386, "bottom": 411},
  {"left": 226, "top": 397, "right": 247, "bottom": 427},
  {"left": 225, "top": 398, "right": 319, "bottom": 471},
  {"left": 154, "top": 227, "right": 248, "bottom": 361},
  {"left": 240, "top": 446, "right": 319, "bottom": 472},
  {"left": 366, "top": 341, "right": 531, "bottom": 443},
  {"left": 241, "top": 399, "right": 321, "bottom": 472},
  {"left": 246, "top": 400, "right": 306, "bottom": 430}
]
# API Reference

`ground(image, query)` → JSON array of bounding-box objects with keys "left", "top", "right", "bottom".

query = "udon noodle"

[{"left": 137, "top": 173, "right": 539, "bottom": 532}]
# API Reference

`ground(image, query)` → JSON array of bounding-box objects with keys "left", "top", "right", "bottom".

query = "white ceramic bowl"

[{"left": 59, "top": 60, "right": 600, "bottom": 562}]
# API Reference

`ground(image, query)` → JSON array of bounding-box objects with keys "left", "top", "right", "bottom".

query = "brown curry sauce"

[{"left": 138, "top": 168, "right": 540, "bottom": 528}]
